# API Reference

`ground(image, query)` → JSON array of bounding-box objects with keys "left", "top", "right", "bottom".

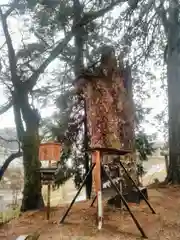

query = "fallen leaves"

[{"left": 1, "top": 187, "right": 180, "bottom": 240}]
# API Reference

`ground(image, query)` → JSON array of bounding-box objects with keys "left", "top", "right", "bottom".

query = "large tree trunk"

[
  {"left": 13, "top": 92, "right": 44, "bottom": 211},
  {"left": 21, "top": 131, "right": 43, "bottom": 211},
  {"left": 166, "top": 49, "right": 180, "bottom": 183},
  {"left": 166, "top": 9, "right": 180, "bottom": 183}
]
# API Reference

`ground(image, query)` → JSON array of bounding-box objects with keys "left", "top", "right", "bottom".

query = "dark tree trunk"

[
  {"left": 164, "top": 155, "right": 169, "bottom": 174},
  {"left": 21, "top": 131, "right": 44, "bottom": 211},
  {"left": 166, "top": 10, "right": 180, "bottom": 183},
  {"left": 73, "top": 0, "right": 92, "bottom": 198},
  {"left": 13, "top": 91, "right": 44, "bottom": 211},
  {"left": 166, "top": 50, "right": 180, "bottom": 183},
  {"left": 84, "top": 102, "right": 92, "bottom": 199}
]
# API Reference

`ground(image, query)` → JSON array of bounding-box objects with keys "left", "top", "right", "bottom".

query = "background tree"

[{"left": 113, "top": 0, "right": 180, "bottom": 183}]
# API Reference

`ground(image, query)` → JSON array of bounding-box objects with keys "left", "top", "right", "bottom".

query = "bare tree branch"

[
  {"left": 155, "top": 0, "right": 169, "bottom": 36},
  {"left": 80, "top": 0, "right": 125, "bottom": 24},
  {"left": 0, "top": 136, "right": 18, "bottom": 143},
  {"left": 0, "top": 151, "right": 22, "bottom": 181},
  {"left": 0, "top": 7, "right": 18, "bottom": 86},
  {"left": 0, "top": 100, "right": 12, "bottom": 115},
  {"left": 0, "top": 135, "right": 21, "bottom": 154},
  {"left": 0, "top": 0, "right": 21, "bottom": 18},
  {"left": 0, "top": 41, "right": 6, "bottom": 51}
]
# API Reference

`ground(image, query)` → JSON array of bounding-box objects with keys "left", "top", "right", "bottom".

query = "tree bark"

[
  {"left": 84, "top": 101, "right": 92, "bottom": 199},
  {"left": 21, "top": 131, "right": 44, "bottom": 211},
  {"left": 165, "top": 1, "right": 180, "bottom": 184},
  {"left": 166, "top": 50, "right": 180, "bottom": 183},
  {"left": 13, "top": 92, "right": 44, "bottom": 211},
  {"left": 0, "top": 152, "right": 22, "bottom": 181}
]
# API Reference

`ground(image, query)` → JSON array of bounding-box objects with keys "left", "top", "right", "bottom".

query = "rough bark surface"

[
  {"left": 21, "top": 132, "right": 43, "bottom": 211},
  {"left": 165, "top": 2, "right": 180, "bottom": 184},
  {"left": 15, "top": 93, "right": 44, "bottom": 211},
  {"left": 79, "top": 73, "right": 131, "bottom": 150},
  {"left": 166, "top": 50, "right": 180, "bottom": 183},
  {"left": 75, "top": 53, "right": 137, "bottom": 200}
]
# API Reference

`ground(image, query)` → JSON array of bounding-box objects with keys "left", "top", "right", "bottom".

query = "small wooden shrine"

[{"left": 38, "top": 142, "right": 62, "bottom": 220}]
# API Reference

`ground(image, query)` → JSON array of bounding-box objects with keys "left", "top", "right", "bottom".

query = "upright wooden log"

[{"left": 92, "top": 151, "right": 102, "bottom": 229}]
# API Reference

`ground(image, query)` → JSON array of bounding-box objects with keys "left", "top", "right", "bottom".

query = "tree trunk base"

[
  {"left": 21, "top": 133, "right": 44, "bottom": 212},
  {"left": 165, "top": 163, "right": 180, "bottom": 184},
  {"left": 21, "top": 193, "right": 44, "bottom": 212}
]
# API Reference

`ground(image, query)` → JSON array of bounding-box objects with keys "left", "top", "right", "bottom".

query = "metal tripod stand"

[{"left": 60, "top": 148, "right": 156, "bottom": 239}]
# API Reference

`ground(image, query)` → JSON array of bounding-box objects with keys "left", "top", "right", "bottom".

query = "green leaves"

[{"left": 135, "top": 132, "right": 155, "bottom": 161}]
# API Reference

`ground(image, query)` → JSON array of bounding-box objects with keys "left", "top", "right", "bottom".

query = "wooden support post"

[
  {"left": 47, "top": 184, "right": 51, "bottom": 220},
  {"left": 93, "top": 151, "right": 103, "bottom": 230},
  {"left": 47, "top": 160, "right": 51, "bottom": 220}
]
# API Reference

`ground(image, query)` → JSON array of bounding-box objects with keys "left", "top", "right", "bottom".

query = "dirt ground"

[{"left": 1, "top": 186, "right": 180, "bottom": 240}]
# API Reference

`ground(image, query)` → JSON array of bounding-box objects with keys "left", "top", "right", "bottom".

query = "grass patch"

[{"left": 0, "top": 206, "right": 20, "bottom": 225}]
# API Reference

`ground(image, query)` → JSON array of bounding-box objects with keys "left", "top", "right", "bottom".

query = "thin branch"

[
  {"left": 154, "top": 0, "right": 169, "bottom": 37},
  {"left": 24, "top": 32, "right": 74, "bottom": 91},
  {"left": 80, "top": 0, "right": 125, "bottom": 24},
  {"left": 0, "top": 0, "right": 20, "bottom": 18},
  {"left": 0, "top": 136, "right": 19, "bottom": 143},
  {"left": 0, "top": 41, "right": 6, "bottom": 51},
  {"left": 0, "top": 135, "right": 21, "bottom": 152},
  {"left": 0, "top": 100, "right": 12, "bottom": 115},
  {"left": 0, "top": 7, "right": 18, "bottom": 86},
  {"left": 0, "top": 151, "right": 22, "bottom": 181}
]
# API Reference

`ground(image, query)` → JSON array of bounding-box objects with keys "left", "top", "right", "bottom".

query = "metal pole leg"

[
  {"left": 102, "top": 165, "right": 147, "bottom": 239},
  {"left": 91, "top": 175, "right": 103, "bottom": 207},
  {"left": 60, "top": 163, "right": 96, "bottom": 224},
  {"left": 119, "top": 161, "right": 156, "bottom": 214},
  {"left": 90, "top": 195, "right": 97, "bottom": 207}
]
